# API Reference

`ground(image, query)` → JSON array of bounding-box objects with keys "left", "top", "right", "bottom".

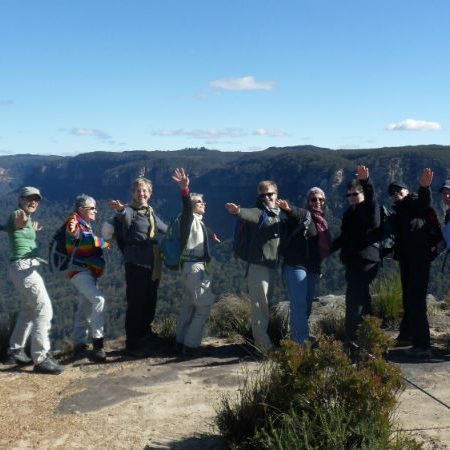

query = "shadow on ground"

[{"left": 145, "top": 434, "right": 227, "bottom": 450}]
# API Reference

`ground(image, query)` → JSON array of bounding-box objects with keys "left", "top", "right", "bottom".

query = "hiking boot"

[
  {"left": 404, "top": 346, "right": 431, "bottom": 359},
  {"left": 6, "top": 348, "right": 33, "bottom": 366},
  {"left": 91, "top": 338, "right": 106, "bottom": 363},
  {"left": 33, "top": 354, "right": 64, "bottom": 374}
]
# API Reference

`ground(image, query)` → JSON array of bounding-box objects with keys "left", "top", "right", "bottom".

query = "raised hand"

[
  {"left": 14, "top": 209, "right": 29, "bottom": 229},
  {"left": 276, "top": 199, "right": 291, "bottom": 212},
  {"left": 109, "top": 199, "right": 126, "bottom": 212},
  {"left": 356, "top": 165, "right": 369, "bottom": 181},
  {"left": 225, "top": 203, "right": 240, "bottom": 214},
  {"left": 67, "top": 217, "right": 78, "bottom": 233},
  {"left": 172, "top": 168, "right": 189, "bottom": 190},
  {"left": 419, "top": 168, "right": 433, "bottom": 188}
]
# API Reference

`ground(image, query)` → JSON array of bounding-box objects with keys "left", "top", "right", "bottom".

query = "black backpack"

[
  {"left": 424, "top": 207, "right": 444, "bottom": 261},
  {"left": 376, "top": 205, "right": 395, "bottom": 259},
  {"left": 48, "top": 223, "right": 79, "bottom": 273}
]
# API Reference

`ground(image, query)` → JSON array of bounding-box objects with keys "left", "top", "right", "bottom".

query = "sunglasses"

[
  {"left": 310, "top": 197, "right": 325, "bottom": 203},
  {"left": 22, "top": 195, "right": 41, "bottom": 202},
  {"left": 259, "top": 192, "right": 275, "bottom": 198},
  {"left": 194, "top": 200, "right": 206, "bottom": 205},
  {"left": 346, "top": 192, "right": 362, "bottom": 197},
  {"left": 82, "top": 206, "right": 97, "bottom": 211}
]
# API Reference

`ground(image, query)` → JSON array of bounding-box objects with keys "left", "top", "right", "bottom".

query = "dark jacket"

[
  {"left": 115, "top": 205, "right": 167, "bottom": 267},
  {"left": 332, "top": 178, "right": 381, "bottom": 265},
  {"left": 391, "top": 186, "right": 433, "bottom": 261},
  {"left": 237, "top": 204, "right": 288, "bottom": 268},
  {"left": 281, "top": 206, "right": 321, "bottom": 273},
  {"left": 179, "top": 188, "right": 213, "bottom": 263}
]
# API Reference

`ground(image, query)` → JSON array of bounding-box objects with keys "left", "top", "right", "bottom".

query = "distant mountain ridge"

[{"left": 1, "top": 145, "right": 449, "bottom": 237}]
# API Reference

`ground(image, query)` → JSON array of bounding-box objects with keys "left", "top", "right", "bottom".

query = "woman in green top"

[{"left": 6, "top": 187, "right": 63, "bottom": 374}]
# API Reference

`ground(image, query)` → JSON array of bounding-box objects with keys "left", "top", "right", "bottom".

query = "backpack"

[
  {"left": 376, "top": 205, "right": 395, "bottom": 259},
  {"left": 48, "top": 223, "right": 79, "bottom": 273},
  {"left": 160, "top": 215, "right": 184, "bottom": 270},
  {"left": 232, "top": 210, "right": 269, "bottom": 261},
  {"left": 425, "top": 207, "right": 444, "bottom": 261}
]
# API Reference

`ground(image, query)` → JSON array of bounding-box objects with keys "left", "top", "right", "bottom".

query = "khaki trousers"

[
  {"left": 247, "top": 263, "right": 276, "bottom": 351},
  {"left": 176, "top": 262, "right": 215, "bottom": 348},
  {"left": 8, "top": 258, "right": 53, "bottom": 364}
]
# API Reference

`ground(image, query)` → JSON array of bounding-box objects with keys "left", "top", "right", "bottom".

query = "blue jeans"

[{"left": 284, "top": 266, "right": 319, "bottom": 344}]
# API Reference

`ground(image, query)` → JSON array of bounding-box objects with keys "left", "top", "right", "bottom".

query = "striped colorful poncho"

[{"left": 65, "top": 213, "right": 111, "bottom": 279}]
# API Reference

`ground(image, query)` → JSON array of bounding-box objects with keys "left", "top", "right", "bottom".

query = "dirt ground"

[{"left": 2, "top": 336, "right": 450, "bottom": 450}]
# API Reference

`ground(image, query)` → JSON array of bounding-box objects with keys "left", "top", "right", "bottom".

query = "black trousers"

[
  {"left": 124, "top": 263, "right": 159, "bottom": 349},
  {"left": 345, "top": 262, "right": 379, "bottom": 342},
  {"left": 398, "top": 258, "right": 431, "bottom": 348}
]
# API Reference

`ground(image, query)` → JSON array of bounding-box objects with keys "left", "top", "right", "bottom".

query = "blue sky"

[{"left": 1, "top": 0, "right": 449, "bottom": 155}]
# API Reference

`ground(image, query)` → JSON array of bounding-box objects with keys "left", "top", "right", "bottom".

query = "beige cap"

[{"left": 19, "top": 186, "right": 43, "bottom": 200}]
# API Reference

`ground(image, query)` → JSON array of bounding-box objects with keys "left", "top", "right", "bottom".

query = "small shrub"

[
  {"left": 312, "top": 310, "right": 346, "bottom": 341},
  {"left": 371, "top": 271, "right": 403, "bottom": 325},
  {"left": 356, "top": 315, "right": 394, "bottom": 358},
  {"left": 153, "top": 314, "right": 177, "bottom": 340},
  {"left": 268, "top": 301, "right": 290, "bottom": 346},
  {"left": 208, "top": 294, "right": 252, "bottom": 340},
  {"left": 216, "top": 332, "right": 421, "bottom": 450}
]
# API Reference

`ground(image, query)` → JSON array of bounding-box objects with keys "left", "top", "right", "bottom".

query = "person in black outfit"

[
  {"left": 389, "top": 168, "right": 434, "bottom": 358},
  {"left": 109, "top": 177, "right": 167, "bottom": 357},
  {"left": 332, "top": 165, "right": 380, "bottom": 344}
]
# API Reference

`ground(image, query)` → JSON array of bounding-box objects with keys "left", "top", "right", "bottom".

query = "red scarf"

[{"left": 308, "top": 205, "right": 331, "bottom": 261}]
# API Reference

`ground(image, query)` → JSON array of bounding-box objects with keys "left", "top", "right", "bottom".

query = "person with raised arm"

[
  {"left": 5, "top": 187, "right": 63, "bottom": 374},
  {"left": 66, "top": 194, "right": 111, "bottom": 362},
  {"left": 331, "top": 165, "right": 381, "bottom": 346},
  {"left": 109, "top": 177, "right": 167, "bottom": 357},
  {"left": 225, "top": 180, "right": 287, "bottom": 352},
  {"left": 389, "top": 168, "right": 435, "bottom": 358},
  {"left": 171, "top": 168, "right": 220, "bottom": 356}
]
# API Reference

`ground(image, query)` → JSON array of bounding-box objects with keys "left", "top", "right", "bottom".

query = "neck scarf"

[{"left": 307, "top": 204, "right": 331, "bottom": 260}]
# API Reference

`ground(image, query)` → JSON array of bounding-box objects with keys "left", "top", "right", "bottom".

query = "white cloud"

[
  {"left": 253, "top": 128, "right": 287, "bottom": 137},
  {"left": 210, "top": 76, "right": 275, "bottom": 91},
  {"left": 386, "top": 119, "right": 442, "bottom": 131},
  {"left": 69, "top": 128, "right": 111, "bottom": 139},
  {"left": 152, "top": 128, "right": 246, "bottom": 139}
]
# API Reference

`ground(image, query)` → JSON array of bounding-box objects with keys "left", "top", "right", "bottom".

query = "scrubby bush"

[
  {"left": 311, "top": 310, "right": 346, "bottom": 341},
  {"left": 208, "top": 294, "right": 252, "bottom": 340},
  {"left": 371, "top": 271, "right": 403, "bottom": 326},
  {"left": 153, "top": 314, "right": 177, "bottom": 340},
  {"left": 216, "top": 330, "right": 422, "bottom": 450}
]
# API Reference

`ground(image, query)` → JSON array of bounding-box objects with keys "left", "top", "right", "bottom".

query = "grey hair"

[
  {"left": 189, "top": 193, "right": 203, "bottom": 203},
  {"left": 74, "top": 194, "right": 96, "bottom": 209}
]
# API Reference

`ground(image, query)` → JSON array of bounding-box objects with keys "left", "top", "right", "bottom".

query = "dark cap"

[
  {"left": 19, "top": 186, "right": 42, "bottom": 200},
  {"left": 388, "top": 181, "right": 408, "bottom": 195},
  {"left": 439, "top": 180, "right": 450, "bottom": 192}
]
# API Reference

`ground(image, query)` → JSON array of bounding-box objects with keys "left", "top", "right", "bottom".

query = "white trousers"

[
  {"left": 8, "top": 258, "right": 53, "bottom": 364},
  {"left": 70, "top": 270, "right": 105, "bottom": 345},
  {"left": 176, "top": 262, "right": 215, "bottom": 348}
]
